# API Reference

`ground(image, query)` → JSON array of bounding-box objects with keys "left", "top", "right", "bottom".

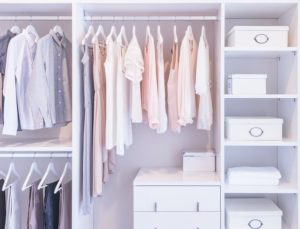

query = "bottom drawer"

[
  {"left": 226, "top": 215, "right": 281, "bottom": 229},
  {"left": 134, "top": 212, "right": 220, "bottom": 229}
]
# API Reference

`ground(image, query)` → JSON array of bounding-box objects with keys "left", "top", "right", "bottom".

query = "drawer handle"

[
  {"left": 249, "top": 127, "right": 264, "bottom": 137},
  {"left": 154, "top": 202, "right": 158, "bottom": 212},
  {"left": 254, "top": 34, "right": 269, "bottom": 44},
  {"left": 197, "top": 202, "right": 200, "bottom": 212},
  {"left": 248, "top": 219, "right": 263, "bottom": 229}
]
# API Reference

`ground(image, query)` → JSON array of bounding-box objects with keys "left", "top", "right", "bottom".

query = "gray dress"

[
  {"left": 81, "top": 44, "right": 94, "bottom": 214},
  {"left": 58, "top": 181, "right": 72, "bottom": 229},
  {"left": 27, "top": 181, "right": 43, "bottom": 229}
]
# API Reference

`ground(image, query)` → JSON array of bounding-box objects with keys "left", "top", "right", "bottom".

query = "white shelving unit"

[{"left": 223, "top": 2, "right": 299, "bottom": 229}]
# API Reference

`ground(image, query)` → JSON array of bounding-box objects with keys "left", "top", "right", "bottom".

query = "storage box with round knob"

[{"left": 226, "top": 198, "right": 283, "bottom": 229}]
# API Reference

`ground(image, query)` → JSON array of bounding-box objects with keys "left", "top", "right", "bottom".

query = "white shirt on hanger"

[
  {"left": 5, "top": 182, "right": 21, "bottom": 229},
  {"left": 124, "top": 26, "right": 144, "bottom": 123},
  {"left": 116, "top": 26, "right": 132, "bottom": 155},
  {"left": 3, "top": 29, "right": 39, "bottom": 135},
  {"left": 156, "top": 26, "right": 167, "bottom": 134},
  {"left": 195, "top": 26, "right": 213, "bottom": 130},
  {"left": 177, "top": 26, "right": 198, "bottom": 126},
  {"left": 104, "top": 26, "right": 118, "bottom": 150}
]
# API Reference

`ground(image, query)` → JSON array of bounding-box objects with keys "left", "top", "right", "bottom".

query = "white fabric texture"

[
  {"left": 227, "top": 167, "right": 282, "bottom": 180},
  {"left": 195, "top": 26, "right": 213, "bottom": 131},
  {"left": 124, "top": 27, "right": 144, "bottom": 123},
  {"left": 5, "top": 182, "right": 21, "bottom": 229},
  {"left": 104, "top": 27, "right": 118, "bottom": 150},
  {"left": 115, "top": 26, "right": 132, "bottom": 155},
  {"left": 156, "top": 27, "right": 167, "bottom": 134},
  {"left": 227, "top": 177, "right": 280, "bottom": 186},
  {"left": 177, "top": 26, "right": 198, "bottom": 126},
  {"left": 3, "top": 29, "right": 39, "bottom": 135}
]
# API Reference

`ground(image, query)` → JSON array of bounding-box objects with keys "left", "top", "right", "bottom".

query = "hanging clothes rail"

[
  {"left": 0, "top": 16, "right": 72, "bottom": 21},
  {"left": 0, "top": 152, "right": 71, "bottom": 158},
  {"left": 84, "top": 15, "right": 218, "bottom": 21}
]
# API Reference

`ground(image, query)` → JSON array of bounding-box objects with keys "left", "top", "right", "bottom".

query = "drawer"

[
  {"left": 134, "top": 212, "right": 220, "bottom": 229},
  {"left": 134, "top": 186, "right": 220, "bottom": 212}
]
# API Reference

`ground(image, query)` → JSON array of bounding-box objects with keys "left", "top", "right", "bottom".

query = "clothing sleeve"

[
  {"left": 2, "top": 40, "right": 18, "bottom": 135},
  {"left": 28, "top": 40, "right": 51, "bottom": 128}
]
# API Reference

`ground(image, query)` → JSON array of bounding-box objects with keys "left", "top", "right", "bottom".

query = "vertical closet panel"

[{"left": 76, "top": 3, "right": 222, "bottom": 229}]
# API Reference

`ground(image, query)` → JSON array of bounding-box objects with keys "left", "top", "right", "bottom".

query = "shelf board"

[
  {"left": 0, "top": 138, "right": 72, "bottom": 152},
  {"left": 224, "top": 47, "right": 297, "bottom": 58},
  {"left": 224, "top": 94, "right": 298, "bottom": 99},
  {"left": 224, "top": 138, "right": 297, "bottom": 147},
  {"left": 225, "top": 182, "right": 298, "bottom": 194}
]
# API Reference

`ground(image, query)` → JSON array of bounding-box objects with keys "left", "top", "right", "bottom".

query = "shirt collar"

[
  {"left": 22, "top": 29, "right": 38, "bottom": 47},
  {"left": 50, "top": 29, "right": 66, "bottom": 48},
  {"left": 6, "top": 30, "right": 16, "bottom": 38}
]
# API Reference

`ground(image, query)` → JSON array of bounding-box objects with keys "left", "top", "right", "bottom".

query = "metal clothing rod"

[
  {"left": 84, "top": 16, "right": 218, "bottom": 21},
  {"left": 0, "top": 153, "right": 71, "bottom": 158},
  {"left": 0, "top": 16, "right": 72, "bottom": 21}
]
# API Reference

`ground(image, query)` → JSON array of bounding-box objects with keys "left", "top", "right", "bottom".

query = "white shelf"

[
  {"left": 224, "top": 138, "right": 298, "bottom": 147},
  {"left": 134, "top": 167, "right": 220, "bottom": 186},
  {"left": 224, "top": 94, "right": 298, "bottom": 99},
  {"left": 0, "top": 138, "right": 72, "bottom": 152},
  {"left": 225, "top": 182, "right": 298, "bottom": 194},
  {"left": 225, "top": 47, "right": 297, "bottom": 58}
]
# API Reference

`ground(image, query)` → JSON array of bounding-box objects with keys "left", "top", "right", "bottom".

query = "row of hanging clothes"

[
  {"left": 0, "top": 154, "right": 72, "bottom": 229},
  {"left": 80, "top": 23, "right": 212, "bottom": 214},
  {"left": 0, "top": 23, "right": 72, "bottom": 136}
]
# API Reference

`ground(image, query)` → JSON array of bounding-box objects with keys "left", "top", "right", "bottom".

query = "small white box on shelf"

[
  {"left": 226, "top": 117, "right": 283, "bottom": 141},
  {"left": 182, "top": 151, "right": 215, "bottom": 172},
  {"left": 226, "top": 26, "right": 289, "bottom": 47},
  {"left": 227, "top": 74, "right": 267, "bottom": 95},
  {"left": 226, "top": 198, "right": 282, "bottom": 229}
]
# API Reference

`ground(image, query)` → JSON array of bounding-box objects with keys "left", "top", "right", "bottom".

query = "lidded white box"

[
  {"left": 226, "top": 26, "right": 289, "bottom": 47},
  {"left": 182, "top": 150, "right": 215, "bottom": 172},
  {"left": 226, "top": 117, "right": 283, "bottom": 141},
  {"left": 227, "top": 74, "right": 267, "bottom": 95},
  {"left": 226, "top": 198, "right": 282, "bottom": 229}
]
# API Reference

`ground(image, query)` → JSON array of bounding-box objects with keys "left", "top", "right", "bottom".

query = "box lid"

[
  {"left": 183, "top": 151, "right": 216, "bottom": 158},
  {"left": 226, "top": 116, "right": 284, "bottom": 125},
  {"left": 226, "top": 198, "right": 283, "bottom": 217},
  {"left": 228, "top": 74, "right": 267, "bottom": 79},
  {"left": 227, "top": 26, "right": 289, "bottom": 37}
]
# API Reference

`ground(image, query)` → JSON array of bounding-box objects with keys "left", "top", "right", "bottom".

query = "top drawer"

[{"left": 134, "top": 186, "right": 220, "bottom": 212}]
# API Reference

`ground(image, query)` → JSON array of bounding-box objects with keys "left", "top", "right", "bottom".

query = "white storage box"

[
  {"left": 226, "top": 198, "right": 282, "bottom": 229},
  {"left": 227, "top": 74, "right": 267, "bottom": 95},
  {"left": 227, "top": 26, "right": 289, "bottom": 47},
  {"left": 226, "top": 117, "right": 283, "bottom": 141},
  {"left": 182, "top": 151, "right": 215, "bottom": 172}
]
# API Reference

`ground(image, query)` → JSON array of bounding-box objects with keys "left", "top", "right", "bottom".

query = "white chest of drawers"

[{"left": 133, "top": 168, "right": 221, "bottom": 229}]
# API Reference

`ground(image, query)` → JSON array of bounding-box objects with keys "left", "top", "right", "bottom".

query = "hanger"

[
  {"left": 108, "top": 25, "right": 117, "bottom": 40},
  {"left": 10, "top": 17, "right": 21, "bottom": 34},
  {"left": 26, "top": 24, "right": 39, "bottom": 42},
  {"left": 54, "top": 156, "right": 72, "bottom": 194},
  {"left": 132, "top": 25, "right": 136, "bottom": 38},
  {"left": 117, "top": 25, "right": 128, "bottom": 46},
  {"left": 0, "top": 170, "right": 5, "bottom": 180},
  {"left": 81, "top": 25, "right": 95, "bottom": 45},
  {"left": 173, "top": 25, "right": 178, "bottom": 43},
  {"left": 145, "top": 25, "right": 151, "bottom": 47},
  {"left": 92, "top": 25, "right": 106, "bottom": 44},
  {"left": 2, "top": 154, "right": 20, "bottom": 191},
  {"left": 157, "top": 25, "right": 163, "bottom": 43},
  {"left": 53, "top": 25, "right": 64, "bottom": 37},
  {"left": 22, "top": 153, "right": 42, "bottom": 191},
  {"left": 38, "top": 154, "right": 59, "bottom": 190}
]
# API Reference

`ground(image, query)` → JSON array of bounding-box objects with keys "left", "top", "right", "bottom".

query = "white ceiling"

[
  {"left": 81, "top": 3, "right": 220, "bottom": 17},
  {"left": 225, "top": 3, "right": 296, "bottom": 19},
  {"left": 0, "top": 3, "right": 72, "bottom": 16}
]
